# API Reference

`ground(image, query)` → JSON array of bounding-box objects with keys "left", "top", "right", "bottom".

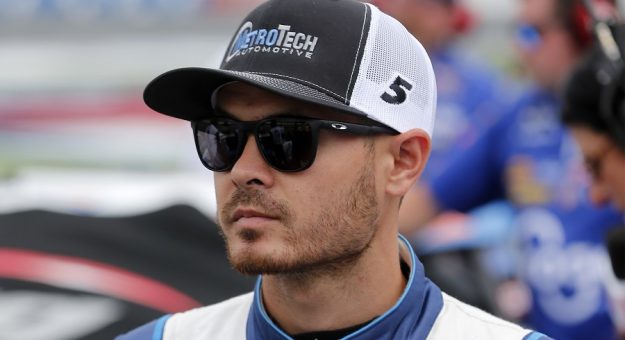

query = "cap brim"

[{"left": 143, "top": 67, "right": 375, "bottom": 123}]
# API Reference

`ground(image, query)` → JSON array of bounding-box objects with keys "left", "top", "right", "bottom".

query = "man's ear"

[{"left": 385, "top": 129, "right": 431, "bottom": 197}]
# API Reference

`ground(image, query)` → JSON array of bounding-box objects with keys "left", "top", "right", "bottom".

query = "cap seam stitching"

[
  {"left": 345, "top": 3, "right": 369, "bottom": 104},
  {"left": 244, "top": 71, "right": 348, "bottom": 102}
]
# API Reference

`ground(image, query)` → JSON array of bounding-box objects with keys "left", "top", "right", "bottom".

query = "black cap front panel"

[{"left": 221, "top": 0, "right": 371, "bottom": 104}]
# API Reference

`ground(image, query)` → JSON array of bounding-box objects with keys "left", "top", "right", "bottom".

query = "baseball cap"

[{"left": 144, "top": 0, "right": 437, "bottom": 135}]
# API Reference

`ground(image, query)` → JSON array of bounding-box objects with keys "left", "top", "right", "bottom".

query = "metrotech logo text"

[{"left": 225, "top": 22, "right": 319, "bottom": 62}]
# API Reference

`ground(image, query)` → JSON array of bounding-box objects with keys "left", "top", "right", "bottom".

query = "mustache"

[{"left": 220, "top": 187, "right": 292, "bottom": 224}]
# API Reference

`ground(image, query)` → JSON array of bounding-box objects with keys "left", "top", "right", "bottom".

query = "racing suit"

[{"left": 117, "top": 236, "right": 550, "bottom": 339}]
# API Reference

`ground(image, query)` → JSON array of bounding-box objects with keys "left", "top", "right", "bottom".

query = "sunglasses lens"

[
  {"left": 257, "top": 120, "right": 315, "bottom": 171},
  {"left": 195, "top": 120, "right": 242, "bottom": 171},
  {"left": 517, "top": 23, "right": 542, "bottom": 51}
]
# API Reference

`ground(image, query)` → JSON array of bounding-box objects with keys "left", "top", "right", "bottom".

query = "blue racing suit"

[
  {"left": 423, "top": 47, "right": 515, "bottom": 181},
  {"left": 117, "top": 236, "right": 550, "bottom": 339}
]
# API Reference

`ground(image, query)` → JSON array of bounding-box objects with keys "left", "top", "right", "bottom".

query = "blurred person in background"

[
  {"left": 561, "top": 21, "right": 625, "bottom": 337},
  {"left": 373, "top": 0, "right": 520, "bottom": 313},
  {"left": 399, "top": 0, "right": 624, "bottom": 339},
  {"left": 372, "top": 0, "right": 514, "bottom": 182},
  {"left": 561, "top": 39, "right": 625, "bottom": 212}
]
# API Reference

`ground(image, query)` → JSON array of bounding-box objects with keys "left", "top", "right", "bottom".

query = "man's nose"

[
  {"left": 229, "top": 134, "right": 274, "bottom": 187},
  {"left": 589, "top": 181, "right": 611, "bottom": 207}
]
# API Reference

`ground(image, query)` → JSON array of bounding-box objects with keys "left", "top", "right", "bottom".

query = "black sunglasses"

[
  {"left": 192, "top": 115, "right": 396, "bottom": 172},
  {"left": 584, "top": 143, "right": 616, "bottom": 181}
]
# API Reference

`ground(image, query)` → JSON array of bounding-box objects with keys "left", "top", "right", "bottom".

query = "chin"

[
  {"left": 228, "top": 248, "right": 291, "bottom": 276},
  {"left": 226, "top": 234, "right": 287, "bottom": 275}
]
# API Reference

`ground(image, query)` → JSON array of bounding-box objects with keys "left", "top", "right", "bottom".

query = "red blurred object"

[
  {"left": 0, "top": 94, "right": 174, "bottom": 130},
  {"left": 0, "top": 248, "right": 201, "bottom": 313}
]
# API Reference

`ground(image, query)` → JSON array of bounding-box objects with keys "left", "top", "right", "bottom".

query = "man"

[
  {"left": 561, "top": 40, "right": 625, "bottom": 338},
  {"left": 561, "top": 46, "right": 625, "bottom": 210},
  {"left": 399, "top": 0, "right": 624, "bottom": 339},
  {"left": 116, "top": 0, "right": 549, "bottom": 338}
]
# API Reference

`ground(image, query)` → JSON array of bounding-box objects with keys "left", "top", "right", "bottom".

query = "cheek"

[
  {"left": 213, "top": 174, "right": 231, "bottom": 207},
  {"left": 314, "top": 134, "right": 368, "bottom": 167},
  {"left": 290, "top": 155, "right": 361, "bottom": 210},
  {"left": 286, "top": 173, "right": 339, "bottom": 208},
  {"left": 606, "top": 161, "right": 625, "bottom": 195}
]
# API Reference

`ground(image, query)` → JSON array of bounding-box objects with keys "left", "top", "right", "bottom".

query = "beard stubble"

[{"left": 218, "top": 152, "right": 379, "bottom": 277}]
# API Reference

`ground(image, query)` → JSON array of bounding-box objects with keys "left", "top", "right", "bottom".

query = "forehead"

[
  {"left": 214, "top": 82, "right": 357, "bottom": 122},
  {"left": 571, "top": 126, "right": 612, "bottom": 153},
  {"left": 519, "top": 0, "right": 556, "bottom": 24}
]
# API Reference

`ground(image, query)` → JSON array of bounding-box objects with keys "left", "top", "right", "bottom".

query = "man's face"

[
  {"left": 571, "top": 126, "right": 625, "bottom": 211},
  {"left": 212, "top": 83, "right": 382, "bottom": 276},
  {"left": 516, "top": 0, "right": 580, "bottom": 91}
]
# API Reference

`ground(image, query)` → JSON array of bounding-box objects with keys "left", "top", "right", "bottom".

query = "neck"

[{"left": 260, "top": 231, "right": 407, "bottom": 335}]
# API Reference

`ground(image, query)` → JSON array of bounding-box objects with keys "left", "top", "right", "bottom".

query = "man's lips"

[{"left": 231, "top": 208, "right": 276, "bottom": 224}]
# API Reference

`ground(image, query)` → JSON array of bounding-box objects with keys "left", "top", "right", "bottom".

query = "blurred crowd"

[{"left": 0, "top": 0, "right": 624, "bottom": 339}]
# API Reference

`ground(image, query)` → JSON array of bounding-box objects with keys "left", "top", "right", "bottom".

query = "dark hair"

[
  {"left": 555, "top": 0, "right": 616, "bottom": 50},
  {"left": 555, "top": 0, "right": 590, "bottom": 49},
  {"left": 561, "top": 47, "right": 612, "bottom": 133}
]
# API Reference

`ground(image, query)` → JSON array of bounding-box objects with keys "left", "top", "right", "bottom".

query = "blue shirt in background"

[{"left": 430, "top": 88, "right": 623, "bottom": 340}]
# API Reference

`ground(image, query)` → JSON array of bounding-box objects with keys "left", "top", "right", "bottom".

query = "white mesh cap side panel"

[{"left": 349, "top": 4, "right": 437, "bottom": 136}]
